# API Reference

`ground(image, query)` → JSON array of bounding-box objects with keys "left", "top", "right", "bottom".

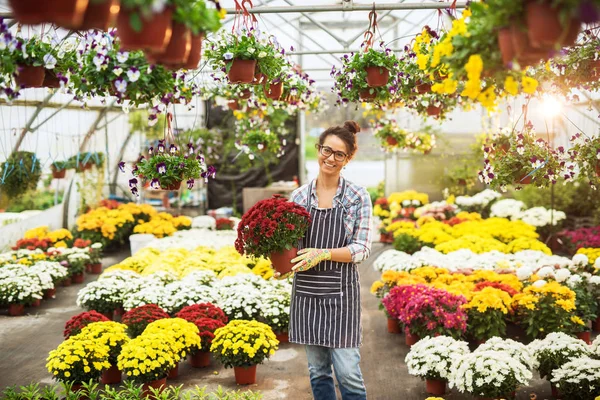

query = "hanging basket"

[
  {"left": 15, "top": 65, "right": 45, "bottom": 89},
  {"left": 252, "top": 71, "right": 266, "bottom": 85},
  {"left": 359, "top": 89, "right": 376, "bottom": 102},
  {"left": 365, "top": 66, "right": 389, "bottom": 87},
  {"left": 510, "top": 24, "right": 547, "bottom": 67},
  {"left": 147, "top": 22, "right": 192, "bottom": 65},
  {"left": 8, "top": 0, "right": 51, "bottom": 24},
  {"left": 161, "top": 180, "right": 182, "bottom": 191},
  {"left": 43, "top": 70, "right": 61, "bottom": 88},
  {"left": 386, "top": 137, "right": 398, "bottom": 146},
  {"left": 426, "top": 105, "right": 441, "bottom": 117},
  {"left": 269, "top": 247, "right": 298, "bottom": 276},
  {"left": 525, "top": 2, "right": 580, "bottom": 49},
  {"left": 497, "top": 28, "right": 515, "bottom": 67},
  {"left": 514, "top": 174, "right": 532, "bottom": 185},
  {"left": 184, "top": 33, "right": 204, "bottom": 70},
  {"left": 117, "top": 8, "right": 173, "bottom": 52},
  {"left": 238, "top": 89, "right": 252, "bottom": 100},
  {"left": 49, "top": 0, "right": 89, "bottom": 29},
  {"left": 51, "top": 168, "right": 66, "bottom": 179},
  {"left": 415, "top": 81, "right": 431, "bottom": 94},
  {"left": 595, "top": 163, "right": 600, "bottom": 177},
  {"left": 227, "top": 100, "right": 241, "bottom": 111},
  {"left": 264, "top": 81, "right": 283, "bottom": 100},
  {"left": 228, "top": 59, "right": 257, "bottom": 84},
  {"left": 80, "top": 0, "right": 120, "bottom": 31}
]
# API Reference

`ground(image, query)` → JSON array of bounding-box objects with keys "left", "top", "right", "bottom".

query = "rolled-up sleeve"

[{"left": 347, "top": 188, "right": 373, "bottom": 263}]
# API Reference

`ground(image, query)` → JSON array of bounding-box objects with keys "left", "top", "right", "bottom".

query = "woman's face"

[{"left": 317, "top": 135, "right": 350, "bottom": 177}]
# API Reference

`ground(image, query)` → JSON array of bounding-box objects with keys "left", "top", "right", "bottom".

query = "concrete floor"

[{"left": 0, "top": 244, "right": 556, "bottom": 399}]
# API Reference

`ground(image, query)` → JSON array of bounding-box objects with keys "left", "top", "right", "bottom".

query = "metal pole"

[
  {"left": 289, "top": 48, "right": 404, "bottom": 55},
  {"left": 30, "top": 97, "right": 75, "bottom": 131},
  {"left": 11, "top": 92, "right": 55, "bottom": 155},
  {"left": 297, "top": 18, "right": 307, "bottom": 186},
  {"left": 281, "top": 0, "right": 349, "bottom": 47},
  {"left": 223, "top": 2, "right": 467, "bottom": 14}
]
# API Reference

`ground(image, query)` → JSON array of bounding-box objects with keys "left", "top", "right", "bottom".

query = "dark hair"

[{"left": 318, "top": 120, "right": 361, "bottom": 159}]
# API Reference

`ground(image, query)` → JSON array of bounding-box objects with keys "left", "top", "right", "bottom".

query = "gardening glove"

[{"left": 291, "top": 248, "right": 332, "bottom": 273}]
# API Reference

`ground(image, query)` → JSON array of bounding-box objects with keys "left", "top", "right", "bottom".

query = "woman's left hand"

[{"left": 291, "top": 248, "right": 331, "bottom": 273}]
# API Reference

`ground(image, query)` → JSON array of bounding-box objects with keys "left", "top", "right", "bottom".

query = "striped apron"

[{"left": 289, "top": 179, "right": 362, "bottom": 348}]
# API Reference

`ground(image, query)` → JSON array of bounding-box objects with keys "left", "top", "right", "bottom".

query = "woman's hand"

[{"left": 273, "top": 248, "right": 332, "bottom": 280}]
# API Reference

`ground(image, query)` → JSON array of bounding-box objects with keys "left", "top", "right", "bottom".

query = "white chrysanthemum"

[
  {"left": 572, "top": 254, "right": 589, "bottom": 266},
  {"left": 405, "top": 335, "right": 470, "bottom": 381}
]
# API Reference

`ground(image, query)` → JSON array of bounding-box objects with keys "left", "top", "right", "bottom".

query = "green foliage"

[
  {"left": 393, "top": 233, "right": 429, "bottom": 254},
  {"left": 183, "top": 0, "right": 223, "bottom": 35},
  {"left": 135, "top": 149, "right": 202, "bottom": 188},
  {"left": 366, "top": 181, "right": 385, "bottom": 206},
  {"left": 571, "top": 283, "right": 598, "bottom": 331},
  {"left": 466, "top": 309, "right": 506, "bottom": 341},
  {"left": 0, "top": 151, "right": 42, "bottom": 200},
  {"left": 6, "top": 190, "right": 62, "bottom": 212}
]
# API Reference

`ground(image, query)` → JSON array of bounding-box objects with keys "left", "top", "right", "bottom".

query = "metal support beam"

[
  {"left": 78, "top": 100, "right": 116, "bottom": 153},
  {"left": 289, "top": 48, "right": 404, "bottom": 55},
  {"left": 0, "top": 98, "right": 124, "bottom": 112},
  {"left": 281, "top": 0, "right": 349, "bottom": 47},
  {"left": 223, "top": 2, "right": 467, "bottom": 14},
  {"left": 10, "top": 92, "right": 55, "bottom": 155},
  {"left": 96, "top": 112, "right": 124, "bottom": 131},
  {"left": 29, "top": 97, "right": 75, "bottom": 132}
]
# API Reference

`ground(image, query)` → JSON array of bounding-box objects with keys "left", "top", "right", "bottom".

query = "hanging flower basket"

[
  {"left": 510, "top": 24, "right": 547, "bottom": 66},
  {"left": 184, "top": 34, "right": 204, "bottom": 70},
  {"left": 227, "top": 100, "right": 240, "bottom": 111},
  {"left": 264, "top": 81, "right": 283, "bottom": 100},
  {"left": 51, "top": 167, "right": 66, "bottom": 179},
  {"left": 228, "top": 59, "right": 257, "bottom": 84},
  {"left": 239, "top": 89, "right": 252, "bottom": 100},
  {"left": 252, "top": 71, "right": 266, "bottom": 85},
  {"left": 365, "top": 66, "right": 389, "bottom": 87},
  {"left": 269, "top": 247, "right": 298, "bottom": 276},
  {"left": 161, "top": 180, "right": 182, "bottom": 191},
  {"left": 43, "top": 70, "right": 61, "bottom": 88},
  {"left": 359, "top": 89, "right": 377, "bottom": 101},
  {"left": 16, "top": 65, "right": 45, "bottom": 88},
  {"left": 117, "top": 8, "right": 173, "bottom": 52},
  {"left": 514, "top": 174, "right": 532, "bottom": 185},
  {"left": 147, "top": 22, "right": 192, "bottom": 65},
  {"left": 497, "top": 28, "right": 515, "bottom": 67},
  {"left": 426, "top": 105, "right": 441, "bottom": 117},
  {"left": 8, "top": 0, "right": 50, "bottom": 24},
  {"left": 48, "top": 0, "right": 89, "bottom": 29},
  {"left": 416, "top": 81, "right": 431, "bottom": 94},
  {"left": 79, "top": 0, "right": 119, "bottom": 31},
  {"left": 525, "top": 2, "right": 580, "bottom": 49}
]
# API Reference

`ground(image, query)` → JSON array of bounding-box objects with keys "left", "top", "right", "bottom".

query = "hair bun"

[{"left": 344, "top": 120, "right": 361, "bottom": 135}]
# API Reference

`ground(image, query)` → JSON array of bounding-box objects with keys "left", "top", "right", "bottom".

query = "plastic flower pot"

[
  {"left": 594, "top": 316, "right": 600, "bottom": 332},
  {"left": 478, "top": 392, "right": 515, "bottom": 400},
  {"left": 161, "top": 180, "right": 182, "bottom": 191},
  {"left": 8, "top": 0, "right": 50, "bottom": 24},
  {"left": 228, "top": 59, "right": 258, "bottom": 84},
  {"left": 497, "top": 28, "right": 515, "bottom": 67},
  {"left": 380, "top": 232, "right": 393, "bottom": 243},
  {"left": 426, "top": 105, "right": 441, "bottom": 117},
  {"left": 72, "top": 272, "right": 85, "bottom": 284},
  {"left": 51, "top": 168, "right": 66, "bottom": 179},
  {"left": 15, "top": 65, "right": 45, "bottom": 88},
  {"left": 184, "top": 33, "right": 204, "bottom": 69},
  {"left": 80, "top": 0, "right": 119, "bottom": 31},
  {"left": 425, "top": 379, "right": 446, "bottom": 395},
  {"left": 48, "top": 0, "right": 89, "bottom": 29},
  {"left": 62, "top": 277, "right": 72, "bottom": 287},
  {"left": 100, "top": 311, "right": 113, "bottom": 320},
  {"left": 386, "top": 137, "right": 398, "bottom": 146},
  {"left": 264, "top": 81, "right": 283, "bottom": 100},
  {"left": 167, "top": 362, "right": 179, "bottom": 379},
  {"left": 514, "top": 174, "right": 532, "bottom": 185},
  {"left": 31, "top": 299, "right": 41, "bottom": 307},
  {"left": 117, "top": 8, "right": 173, "bottom": 52},
  {"left": 43, "top": 288, "right": 56, "bottom": 299},
  {"left": 69, "top": 383, "right": 89, "bottom": 399},
  {"left": 101, "top": 365, "right": 122, "bottom": 384},
  {"left": 90, "top": 263, "right": 103, "bottom": 274},
  {"left": 252, "top": 71, "right": 266, "bottom": 85},
  {"left": 142, "top": 377, "right": 167, "bottom": 398},
  {"left": 269, "top": 247, "right": 298, "bottom": 276},
  {"left": 275, "top": 331, "right": 289, "bottom": 343},
  {"left": 576, "top": 330, "right": 591, "bottom": 344},
  {"left": 510, "top": 24, "right": 547, "bottom": 66},
  {"left": 234, "top": 365, "right": 257, "bottom": 385},
  {"left": 415, "top": 81, "right": 431, "bottom": 94},
  {"left": 43, "top": 71, "right": 61, "bottom": 89},
  {"left": 147, "top": 22, "right": 192, "bottom": 65},
  {"left": 365, "top": 66, "right": 389, "bottom": 87},
  {"left": 525, "top": 2, "right": 580, "bottom": 49},
  {"left": 359, "top": 89, "right": 376, "bottom": 101},
  {"left": 595, "top": 163, "right": 600, "bottom": 177},
  {"left": 404, "top": 328, "right": 419, "bottom": 347},
  {"left": 387, "top": 317, "right": 401, "bottom": 334},
  {"left": 189, "top": 351, "right": 211, "bottom": 368},
  {"left": 227, "top": 100, "right": 240, "bottom": 111},
  {"left": 239, "top": 89, "right": 252, "bottom": 100},
  {"left": 8, "top": 304, "right": 25, "bottom": 316}
]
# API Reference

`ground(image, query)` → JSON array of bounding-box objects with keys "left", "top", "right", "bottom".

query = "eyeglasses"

[{"left": 316, "top": 144, "right": 348, "bottom": 162}]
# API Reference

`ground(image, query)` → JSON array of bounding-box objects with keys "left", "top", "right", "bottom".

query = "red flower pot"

[
  {"left": 189, "top": 351, "right": 211, "bottom": 368},
  {"left": 595, "top": 163, "right": 600, "bottom": 177},
  {"left": 457, "top": 179, "right": 467, "bottom": 186},
  {"left": 387, "top": 317, "right": 401, "bottom": 334},
  {"left": 43, "top": 71, "right": 62, "bottom": 89},
  {"left": 142, "top": 377, "right": 167, "bottom": 398},
  {"left": 380, "top": 232, "right": 394, "bottom": 244},
  {"left": 416, "top": 82, "right": 431, "bottom": 94},
  {"left": 51, "top": 168, "right": 66, "bottom": 179},
  {"left": 275, "top": 331, "right": 289, "bottom": 343},
  {"left": 264, "top": 81, "right": 283, "bottom": 100},
  {"left": 234, "top": 365, "right": 257, "bottom": 385},
  {"left": 113, "top": 306, "right": 125, "bottom": 321},
  {"left": 227, "top": 100, "right": 240, "bottom": 111},
  {"left": 269, "top": 247, "right": 298, "bottom": 276},
  {"left": 117, "top": 8, "right": 173, "bottom": 52},
  {"left": 16, "top": 65, "right": 45, "bottom": 88},
  {"left": 167, "top": 363, "right": 178, "bottom": 379},
  {"left": 48, "top": 0, "right": 89, "bottom": 29},
  {"left": 359, "top": 89, "right": 376, "bottom": 101},
  {"left": 365, "top": 66, "right": 389, "bottom": 87},
  {"left": 62, "top": 277, "right": 73, "bottom": 287},
  {"left": 8, "top": 0, "right": 50, "bottom": 24},
  {"left": 510, "top": 24, "right": 547, "bottom": 66},
  {"left": 252, "top": 71, "right": 266, "bottom": 85},
  {"left": 79, "top": 0, "right": 119, "bottom": 31},
  {"left": 426, "top": 105, "right": 441, "bottom": 117},
  {"left": 228, "top": 59, "right": 257, "bottom": 84},
  {"left": 425, "top": 379, "right": 446, "bottom": 395},
  {"left": 161, "top": 180, "right": 182, "bottom": 191},
  {"left": 147, "top": 22, "right": 192, "bottom": 65},
  {"left": 184, "top": 34, "right": 204, "bottom": 69},
  {"left": 405, "top": 329, "right": 419, "bottom": 347},
  {"left": 31, "top": 299, "right": 41, "bottom": 307},
  {"left": 100, "top": 311, "right": 113, "bottom": 320},
  {"left": 70, "top": 383, "right": 89, "bottom": 400},
  {"left": 239, "top": 89, "right": 252, "bottom": 100},
  {"left": 72, "top": 272, "right": 85, "bottom": 284},
  {"left": 594, "top": 316, "right": 600, "bottom": 332},
  {"left": 576, "top": 331, "right": 591, "bottom": 344},
  {"left": 515, "top": 174, "right": 532, "bottom": 185},
  {"left": 386, "top": 137, "right": 398, "bottom": 146},
  {"left": 101, "top": 365, "right": 122, "bottom": 384},
  {"left": 43, "top": 288, "right": 56, "bottom": 299},
  {"left": 8, "top": 304, "right": 25, "bottom": 316},
  {"left": 551, "top": 383, "right": 562, "bottom": 399},
  {"left": 497, "top": 28, "right": 515, "bottom": 66},
  {"left": 90, "top": 263, "right": 103, "bottom": 274},
  {"left": 526, "top": 2, "right": 580, "bottom": 49}
]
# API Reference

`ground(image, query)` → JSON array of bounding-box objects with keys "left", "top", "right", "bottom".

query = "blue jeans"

[{"left": 305, "top": 345, "right": 367, "bottom": 400}]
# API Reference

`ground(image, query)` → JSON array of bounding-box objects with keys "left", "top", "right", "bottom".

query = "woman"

[{"left": 279, "top": 120, "right": 373, "bottom": 400}]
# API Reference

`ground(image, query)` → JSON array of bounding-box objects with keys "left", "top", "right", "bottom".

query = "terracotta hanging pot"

[
  {"left": 147, "top": 22, "right": 192, "bottom": 65},
  {"left": 51, "top": 168, "right": 66, "bottom": 179},
  {"left": 264, "top": 81, "right": 283, "bottom": 100},
  {"left": 365, "top": 66, "right": 389, "bottom": 87},
  {"left": 514, "top": 174, "right": 532, "bottom": 185},
  {"left": 79, "top": 0, "right": 120, "bottom": 31},
  {"left": 239, "top": 89, "right": 252, "bottom": 99},
  {"left": 233, "top": 365, "right": 257, "bottom": 385},
  {"left": 117, "top": 8, "right": 173, "bottom": 52},
  {"left": 415, "top": 81, "right": 431, "bottom": 94},
  {"left": 43, "top": 70, "right": 62, "bottom": 88},
  {"left": 525, "top": 2, "right": 580, "bottom": 49},
  {"left": 228, "top": 59, "right": 257, "bottom": 84},
  {"left": 269, "top": 247, "right": 298, "bottom": 276},
  {"left": 161, "top": 180, "right": 182, "bottom": 191},
  {"left": 510, "top": 24, "right": 547, "bottom": 67},
  {"left": 184, "top": 33, "right": 204, "bottom": 69},
  {"left": 497, "top": 28, "right": 515, "bottom": 67},
  {"left": 426, "top": 105, "right": 441, "bottom": 117},
  {"left": 16, "top": 65, "right": 45, "bottom": 89},
  {"left": 49, "top": 0, "right": 90, "bottom": 29},
  {"left": 8, "top": 0, "right": 50, "bottom": 24},
  {"left": 227, "top": 100, "right": 240, "bottom": 111},
  {"left": 252, "top": 70, "right": 266, "bottom": 85},
  {"left": 359, "top": 89, "right": 377, "bottom": 102}
]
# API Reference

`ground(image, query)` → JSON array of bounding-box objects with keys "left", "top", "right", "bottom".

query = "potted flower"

[
  {"left": 34, "top": 261, "right": 69, "bottom": 299},
  {"left": 50, "top": 160, "right": 70, "bottom": 179},
  {"left": 142, "top": 318, "right": 201, "bottom": 379},
  {"left": 76, "top": 279, "right": 128, "bottom": 320},
  {"left": 236, "top": 195, "right": 310, "bottom": 275},
  {"left": 121, "top": 304, "right": 170, "bottom": 338},
  {"left": 0, "top": 151, "right": 42, "bottom": 199},
  {"left": 475, "top": 337, "right": 536, "bottom": 370},
  {"left": 216, "top": 218, "right": 235, "bottom": 230},
  {"left": 373, "top": 120, "right": 436, "bottom": 154},
  {"left": 77, "top": 321, "right": 130, "bottom": 384},
  {"left": 217, "top": 284, "right": 264, "bottom": 321},
  {"left": 449, "top": 350, "right": 532, "bottom": 399},
  {"left": 11, "top": 36, "right": 56, "bottom": 89},
  {"left": 260, "top": 289, "right": 291, "bottom": 342},
  {"left": 63, "top": 310, "right": 111, "bottom": 338},
  {"left": 87, "top": 242, "right": 104, "bottom": 274},
  {"left": 569, "top": 133, "right": 600, "bottom": 187},
  {"left": 166, "top": 283, "right": 220, "bottom": 315},
  {"left": 189, "top": 317, "right": 225, "bottom": 368},
  {"left": 0, "top": 270, "right": 43, "bottom": 316},
  {"left": 524, "top": 0, "right": 582, "bottom": 50},
  {"left": 551, "top": 357, "right": 600, "bottom": 399},
  {"left": 46, "top": 336, "right": 111, "bottom": 389},
  {"left": 67, "top": 252, "right": 89, "bottom": 283},
  {"left": 176, "top": 303, "right": 228, "bottom": 325},
  {"left": 182, "top": 0, "right": 224, "bottom": 69},
  {"left": 464, "top": 287, "right": 513, "bottom": 342},
  {"left": 569, "top": 280, "right": 598, "bottom": 344},
  {"left": 210, "top": 320, "right": 279, "bottom": 385},
  {"left": 117, "top": 0, "right": 174, "bottom": 52},
  {"left": 405, "top": 335, "right": 470, "bottom": 395},
  {"left": 117, "top": 332, "right": 178, "bottom": 395}
]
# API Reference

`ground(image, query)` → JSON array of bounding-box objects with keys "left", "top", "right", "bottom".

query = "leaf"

[{"left": 129, "top": 13, "right": 143, "bottom": 33}]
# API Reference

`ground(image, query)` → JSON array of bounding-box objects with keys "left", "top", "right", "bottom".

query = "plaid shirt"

[{"left": 290, "top": 177, "right": 373, "bottom": 264}]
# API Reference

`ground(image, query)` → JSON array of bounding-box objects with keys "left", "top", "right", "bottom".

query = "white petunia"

[{"left": 43, "top": 54, "right": 57, "bottom": 69}]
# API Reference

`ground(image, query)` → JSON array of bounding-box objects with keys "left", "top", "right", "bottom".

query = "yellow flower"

[
  {"left": 477, "top": 86, "right": 497, "bottom": 111},
  {"left": 461, "top": 79, "right": 481, "bottom": 100},
  {"left": 571, "top": 316, "right": 585, "bottom": 326},
  {"left": 504, "top": 76, "right": 518, "bottom": 96},
  {"left": 464, "top": 54, "right": 483, "bottom": 81},
  {"left": 521, "top": 76, "right": 538, "bottom": 94},
  {"left": 417, "top": 54, "right": 429, "bottom": 70},
  {"left": 461, "top": 8, "right": 471, "bottom": 18},
  {"left": 54, "top": 241, "right": 68, "bottom": 248}
]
